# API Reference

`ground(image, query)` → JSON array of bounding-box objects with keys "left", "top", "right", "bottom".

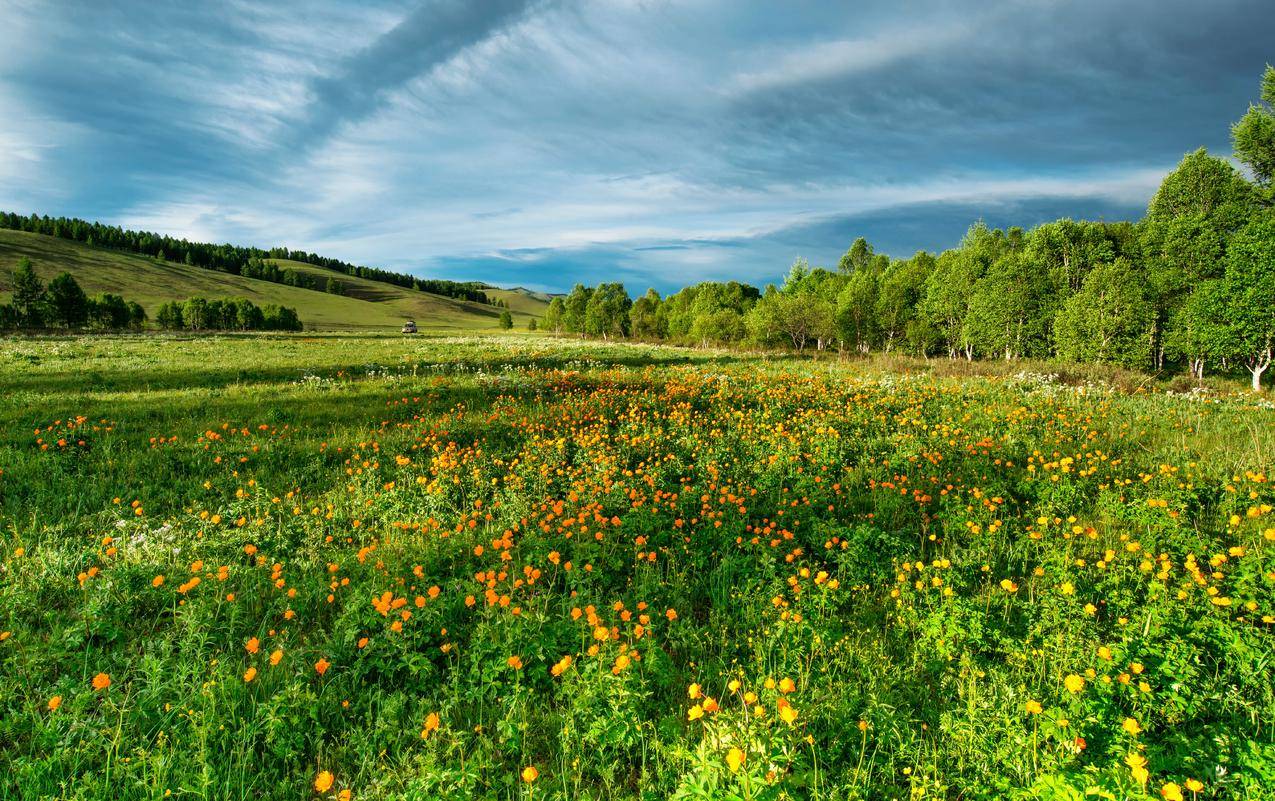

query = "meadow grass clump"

[{"left": 0, "top": 333, "right": 1272, "bottom": 800}]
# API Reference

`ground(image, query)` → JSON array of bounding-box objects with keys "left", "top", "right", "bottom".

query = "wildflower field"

[{"left": 1, "top": 334, "right": 1273, "bottom": 801}]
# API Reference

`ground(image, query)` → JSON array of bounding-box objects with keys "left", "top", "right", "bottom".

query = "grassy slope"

[
  {"left": 265, "top": 258, "right": 546, "bottom": 328},
  {"left": 0, "top": 230, "right": 547, "bottom": 331}
]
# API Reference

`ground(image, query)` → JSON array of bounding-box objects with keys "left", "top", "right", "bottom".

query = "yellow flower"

[
  {"left": 687, "top": 683, "right": 702, "bottom": 699},
  {"left": 1184, "top": 779, "right": 1204, "bottom": 792},
  {"left": 687, "top": 704, "right": 704, "bottom": 721},
  {"left": 1064, "top": 674, "right": 1085, "bottom": 693},
  {"left": 1025, "top": 699, "right": 1043, "bottom": 715},
  {"left": 726, "top": 747, "right": 745, "bottom": 772},
  {"left": 778, "top": 699, "right": 798, "bottom": 725},
  {"left": 314, "top": 770, "right": 334, "bottom": 793},
  {"left": 1126, "top": 752, "right": 1148, "bottom": 785},
  {"left": 521, "top": 766, "right": 539, "bottom": 783},
  {"left": 1161, "top": 783, "right": 1183, "bottom": 801},
  {"left": 1122, "top": 717, "right": 1142, "bottom": 736}
]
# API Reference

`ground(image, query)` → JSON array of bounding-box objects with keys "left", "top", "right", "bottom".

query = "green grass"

[
  {"left": 0, "top": 334, "right": 1272, "bottom": 800},
  {"left": 0, "top": 230, "right": 548, "bottom": 331}
]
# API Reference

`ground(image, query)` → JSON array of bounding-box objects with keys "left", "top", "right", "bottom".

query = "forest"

[{"left": 542, "top": 67, "right": 1275, "bottom": 389}]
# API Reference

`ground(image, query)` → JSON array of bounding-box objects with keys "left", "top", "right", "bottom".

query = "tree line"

[
  {"left": 154, "top": 297, "right": 302, "bottom": 332},
  {"left": 0, "top": 212, "right": 493, "bottom": 304},
  {"left": 0, "top": 259, "right": 303, "bottom": 333},
  {"left": 1, "top": 259, "right": 146, "bottom": 330},
  {"left": 540, "top": 66, "right": 1275, "bottom": 390}
]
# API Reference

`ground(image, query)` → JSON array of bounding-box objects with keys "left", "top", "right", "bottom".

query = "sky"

[{"left": 0, "top": 0, "right": 1270, "bottom": 293}]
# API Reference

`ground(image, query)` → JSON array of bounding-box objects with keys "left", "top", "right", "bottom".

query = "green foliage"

[
  {"left": 46, "top": 272, "right": 89, "bottom": 328},
  {"left": 10, "top": 257, "right": 45, "bottom": 327},
  {"left": 1053, "top": 259, "right": 1154, "bottom": 369},
  {"left": 1231, "top": 64, "right": 1275, "bottom": 191},
  {"left": 498, "top": 309, "right": 513, "bottom": 330},
  {"left": 629, "top": 288, "right": 665, "bottom": 339},
  {"left": 584, "top": 282, "right": 631, "bottom": 338}
]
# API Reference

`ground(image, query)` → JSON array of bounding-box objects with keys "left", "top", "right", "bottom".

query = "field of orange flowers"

[{"left": 1, "top": 334, "right": 1273, "bottom": 800}]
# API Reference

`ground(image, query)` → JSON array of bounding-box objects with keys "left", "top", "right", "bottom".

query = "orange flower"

[
  {"left": 245, "top": 637, "right": 260, "bottom": 654},
  {"left": 91, "top": 672, "right": 111, "bottom": 691},
  {"left": 314, "top": 770, "right": 334, "bottom": 793},
  {"left": 421, "top": 711, "right": 441, "bottom": 738},
  {"left": 521, "top": 766, "right": 539, "bottom": 783},
  {"left": 243, "top": 666, "right": 258, "bottom": 682},
  {"left": 47, "top": 695, "right": 62, "bottom": 711},
  {"left": 152, "top": 575, "right": 165, "bottom": 587},
  {"left": 269, "top": 649, "right": 283, "bottom": 666},
  {"left": 314, "top": 657, "right": 330, "bottom": 676},
  {"left": 507, "top": 655, "right": 523, "bottom": 670}
]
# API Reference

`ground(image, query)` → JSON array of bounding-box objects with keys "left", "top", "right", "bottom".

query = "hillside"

[{"left": 0, "top": 229, "right": 548, "bottom": 332}]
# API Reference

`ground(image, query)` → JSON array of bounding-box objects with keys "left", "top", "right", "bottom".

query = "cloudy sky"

[{"left": 0, "top": 0, "right": 1269, "bottom": 292}]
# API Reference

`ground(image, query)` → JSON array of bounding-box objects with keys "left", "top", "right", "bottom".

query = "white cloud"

[{"left": 728, "top": 22, "right": 975, "bottom": 95}]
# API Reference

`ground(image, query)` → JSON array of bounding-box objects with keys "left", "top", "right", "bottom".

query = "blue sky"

[{"left": 0, "top": 0, "right": 1269, "bottom": 293}]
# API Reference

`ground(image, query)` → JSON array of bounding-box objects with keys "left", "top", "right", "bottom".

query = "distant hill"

[{"left": 0, "top": 229, "right": 547, "bottom": 332}]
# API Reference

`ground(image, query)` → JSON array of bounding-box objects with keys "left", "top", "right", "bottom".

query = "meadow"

[{"left": 0, "top": 333, "right": 1272, "bottom": 800}]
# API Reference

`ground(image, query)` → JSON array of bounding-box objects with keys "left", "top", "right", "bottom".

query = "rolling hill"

[{"left": 0, "top": 229, "right": 548, "bottom": 332}]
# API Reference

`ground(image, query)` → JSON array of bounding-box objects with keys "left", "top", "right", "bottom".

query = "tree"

[
  {"left": 747, "top": 286, "right": 833, "bottom": 351},
  {"left": 10, "top": 258, "right": 45, "bottom": 327},
  {"left": 1146, "top": 148, "right": 1255, "bottom": 231},
  {"left": 966, "top": 252, "right": 1055, "bottom": 361},
  {"left": 1142, "top": 149, "right": 1257, "bottom": 367},
  {"left": 835, "top": 267, "right": 879, "bottom": 353},
  {"left": 919, "top": 249, "right": 981, "bottom": 359},
  {"left": 235, "top": 298, "right": 264, "bottom": 330},
  {"left": 543, "top": 297, "right": 565, "bottom": 332},
  {"left": 562, "top": 284, "right": 593, "bottom": 334},
  {"left": 1025, "top": 219, "right": 1119, "bottom": 296},
  {"left": 263, "top": 304, "right": 303, "bottom": 332},
  {"left": 126, "top": 301, "right": 147, "bottom": 331},
  {"left": 875, "top": 252, "right": 934, "bottom": 352},
  {"left": 47, "top": 272, "right": 89, "bottom": 328},
  {"left": 156, "top": 301, "right": 184, "bottom": 330},
  {"left": 584, "top": 283, "right": 631, "bottom": 339},
  {"left": 1231, "top": 64, "right": 1275, "bottom": 195},
  {"left": 1166, "top": 280, "right": 1230, "bottom": 380},
  {"left": 498, "top": 310, "right": 513, "bottom": 330},
  {"left": 325, "top": 277, "right": 343, "bottom": 295},
  {"left": 1053, "top": 259, "right": 1154, "bottom": 369},
  {"left": 183, "top": 297, "right": 210, "bottom": 330},
  {"left": 527, "top": 317, "right": 538, "bottom": 332},
  {"left": 837, "top": 237, "right": 873, "bottom": 274},
  {"left": 629, "top": 288, "right": 665, "bottom": 339},
  {"left": 91, "top": 293, "right": 131, "bottom": 329},
  {"left": 1219, "top": 218, "right": 1275, "bottom": 390}
]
